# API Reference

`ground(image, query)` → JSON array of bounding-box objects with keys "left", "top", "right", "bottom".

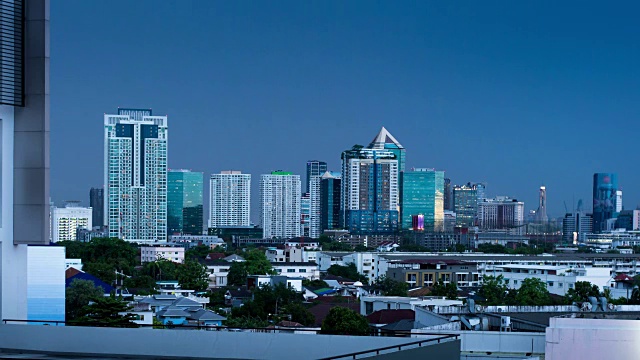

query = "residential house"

[
  {"left": 247, "top": 275, "right": 303, "bottom": 292},
  {"left": 225, "top": 287, "right": 252, "bottom": 307},
  {"left": 200, "top": 259, "right": 232, "bottom": 288},
  {"left": 386, "top": 259, "right": 481, "bottom": 288},
  {"left": 272, "top": 262, "right": 320, "bottom": 280}
]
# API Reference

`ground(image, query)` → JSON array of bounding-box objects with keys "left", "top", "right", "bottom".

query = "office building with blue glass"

[
  {"left": 168, "top": 170, "right": 204, "bottom": 236},
  {"left": 400, "top": 168, "right": 445, "bottom": 232},
  {"left": 593, "top": 173, "right": 619, "bottom": 233}
]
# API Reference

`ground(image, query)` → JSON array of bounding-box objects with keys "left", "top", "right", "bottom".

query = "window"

[
  {"left": 287, "top": 269, "right": 295, "bottom": 273},
  {"left": 513, "top": 280, "right": 518, "bottom": 285},
  {"left": 299, "top": 269, "right": 306, "bottom": 272},
  {"left": 547, "top": 281, "right": 554, "bottom": 287},
  {"left": 568, "top": 283, "right": 574, "bottom": 289}
]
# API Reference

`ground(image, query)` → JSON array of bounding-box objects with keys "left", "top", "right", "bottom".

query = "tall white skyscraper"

[
  {"left": 308, "top": 175, "right": 322, "bottom": 239},
  {"left": 260, "top": 172, "right": 301, "bottom": 239},
  {"left": 52, "top": 202, "right": 92, "bottom": 242},
  {"left": 104, "top": 109, "right": 168, "bottom": 243},
  {"left": 209, "top": 171, "right": 251, "bottom": 228},
  {"left": 616, "top": 190, "right": 623, "bottom": 213}
]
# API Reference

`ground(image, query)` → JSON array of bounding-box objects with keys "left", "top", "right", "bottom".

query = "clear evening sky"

[{"left": 51, "top": 1, "right": 640, "bottom": 221}]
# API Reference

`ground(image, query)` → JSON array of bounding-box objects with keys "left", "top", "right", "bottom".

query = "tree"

[
  {"left": 185, "top": 244, "right": 211, "bottom": 260},
  {"left": 140, "top": 258, "right": 179, "bottom": 281},
  {"left": 123, "top": 274, "right": 157, "bottom": 294},
  {"left": 73, "top": 296, "right": 138, "bottom": 328},
  {"left": 59, "top": 238, "right": 138, "bottom": 283},
  {"left": 320, "top": 307, "right": 370, "bottom": 336},
  {"left": 323, "top": 241, "right": 353, "bottom": 251},
  {"left": 327, "top": 263, "right": 368, "bottom": 284},
  {"left": 353, "top": 244, "right": 370, "bottom": 252},
  {"left": 227, "top": 261, "right": 248, "bottom": 286},
  {"left": 431, "top": 280, "right": 458, "bottom": 300},
  {"left": 514, "top": 278, "right": 551, "bottom": 306},
  {"left": 66, "top": 279, "right": 105, "bottom": 321},
  {"left": 302, "top": 279, "right": 329, "bottom": 288},
  {"left": 225, "top": 316, "right": 269, "bottom": 328},
  {"left": 446, "top": 244, "right": 466, "bottom": 253},
  {"left": 230, "top": 283, "right": 314, "bottom": 326},
  {"left": 478, "top": 275, "right": 509, "bottom": 305},
  {"left": 371, "top": 276, "right": 408, "bottom": 296},
  {"left": 176, "top": 259, "right": 209, "bottom": 291},
  {"left": 477, "top": 243, "right": 508, "bottom": 254},
  {"left": 244, "top": 250, "right": 275, "bottom": 276},
  {"left": 281, "top": 303, "right": 315, "bottom": 326},
  {"left": 565, "top": 281, "right": 601, "bottom": 304}
]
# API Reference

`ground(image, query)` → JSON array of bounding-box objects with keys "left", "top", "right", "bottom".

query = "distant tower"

[
  {"left": 593, "top": 173, "right": 619, "bottom": 233},
  {"left": 536, "top": 186, "right": 548, "bottom": 223}
]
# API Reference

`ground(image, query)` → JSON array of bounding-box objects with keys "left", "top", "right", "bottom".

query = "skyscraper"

[
  {"left": 341, "top": 145, "right": 399, "bottom": 234},
  {"left": 400, "top": 168, "right": 445, "bottom": 232},
  {"left": 562, "top": 212, "right": 593, "bottom": 244},
  {"left": 616, "top": 190, "right": 623, "bottom": 213},
  {"left": 444, "top": 178, "right": 453, "bottom": 211},
  {"left": 477, "top": 196, "right": 525, "bottom": 234},
  {"left": 535, "top": 186, "right": 548, "bottom": 223},
  {"left": 368, "top": 127, "right": 406, "bottom": 172},
  {"left": 309, "top": 175, "right": 322, "bottom": 239},
  {"left": 300, "top": 193, "right": 311, "bottom": 237},
  {"left": 260, "top": 171, "right": 301, "bottom": 239},
  {"left": 320, "top": 171, "right": 342, "bottom": 232},
  {"left": 168, "top": 170, "right": 203, "bottom": 236},
  {"left": 104, "top": 108, "right": 168, "bottom": 243},
  {"left": 453, "top": 183, "right": 479, "bottom": 227},
  {"left": 51, "top": 202, "right": 92, "bottom": 242},
  {"left": 306, "top": 160, "right": 327, "bottom": 194},
  {"left": 209, "top": 171, "right": 251, "bottom": 228},
  {"left": 89, "top": 187, "right": 104, "bottom": 228},
  {"left": 593, "top": 173, "right": 618, "bottom": 233}
]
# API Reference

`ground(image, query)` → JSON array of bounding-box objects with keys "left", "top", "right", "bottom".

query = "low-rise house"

[
  {"left": 140, "top": 246, "right": 185, "bottom": 264},
  {"left": 225, "top": 287, "right": 252, "bottom": 307},
  {"left": 360, "top": 296, "right": 463, "bottom": 316},
  {"left": 138, "top": 294, "right": 225, "bottom": 326},
  {"left": 387, "top": 259, "right": 480, "bottom": 288},
  {"left": 247, "top": 275, "right": 303, "bottom": 292},
  {"left": 65, "top": 268, "right": 114, "bottom": 296},
  {"left": 285, "top": 237, "right": 320, "bottom": 250},
  {"left": 200, "top": 259, "right": 231, "bottom": 288},
  {"left": 224, "top": 254, "right": 245, "bottom": 262},
  {"left": 272, "top": 262, "right": 320, "bottom": 280},
  {"left": 126, "top": 303, "right": 153, "bottom": 325}
]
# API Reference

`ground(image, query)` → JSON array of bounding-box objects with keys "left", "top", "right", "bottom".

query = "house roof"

[
  {"left": 407, "top": 287, "right": 432, "bottom": 297},
  {"left": 206, "top": 253, "right": 226, "bottom": 260},
  {"left": 275, "top": 320, "right": 304, "bottom": 327},
  {"left": 380, "top": 319, "right": 425, "bottom": 332},
  {"left": 65, "top": 272, "right": 114, "bottom": 294},
  {"left": 157, "top": 307, "right": 190, "bottom": 318},
  {"left": 285, "top": 237, "right": 317, "bottom": 243},
  {"left": 227, "top": 287, "right": 251, "bottom": 298},
  {"left": 311, "top": 288, "right": 338, "bottom": 296},
  {"left": 188, "top": 308, "right": 226, "bottom": 322},
  {"left": 65, "top": 267, "right": 82, "bottom": 279},
  {"left": 367, "top": 310, "right": 415, "bottom": 325},
  {"left": 224, "top": 254, "right": 245, "bottom": 262},
  {"left": 172, "top": 297, "right": 203, "bottom": 307},
  {"left": 614, "top": 274, "right": 634, "bottom": 282},
  {"left": 323, "top": 274, "right": 355, "bottom": 283}
]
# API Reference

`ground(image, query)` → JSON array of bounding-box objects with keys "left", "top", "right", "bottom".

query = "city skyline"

[{"left": 50, "top": 1, "right": 640, "bottom": 221}]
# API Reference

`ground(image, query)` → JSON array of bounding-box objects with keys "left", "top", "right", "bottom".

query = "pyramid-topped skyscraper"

[
  {"left": 367, "top": 127, "right": 406, "bottom": 172},
  {"left": 340, "top": 127, "right": 405, "bottom": 234}
]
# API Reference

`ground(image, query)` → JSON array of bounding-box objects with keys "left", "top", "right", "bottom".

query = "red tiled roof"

[
  {"left": 366, "top": 310, "right": 415, "bottom": 325},
  {"left": 65, "top": 267, "right": 82, "bottom": 279},
  {"left": 614, "top": 274, "right": 634, "bottom": 282},
  {"left": 206, "top": 253, "right": 226, "bottom": 260}
]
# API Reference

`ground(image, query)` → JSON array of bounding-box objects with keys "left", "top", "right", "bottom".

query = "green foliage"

[
  {"left": 140, "top": 259, "right": 179, "bottom": 281},
  {"left": 318, "top": 234, "right": 332, "bottom": 244},
  {"left": 514, "top": 278, "right": 551, "bottom": 306},
  {"left": 446, "top": 244, "right": 467, "bottom": 253},
  {"left": 72, "top": 295, "right": 138, "bottom": 328},
  {"left": 227, "top": 250, "right": 275, "bottom": 286},
  {"left": 66, "top": 279, "right": 105, "bottom": 321},
  {"left": 477, "top": 244, "right": 508, "bottom": 254},
  {"left": 185, "top": 244, "right": 212, "bottom": 260},
  {"left": 320, "top": 307, "right": 370, "bottom": 336},
  {"left": 564, "top": 281, "right": 601, "bottom": 304},
  {"left": 327, "top": 263, "right": 368, "bottom": 284},
  {"left": 176, "top": 259, "right": 209, "bottom": 291},
  {"left": 323, "top": 241, "right": 353, "bottom": 251},
  {"left": 122, "top": 274, "right": 157, "bottom": 294},
  {"left": 371, "top": 276, "right": 408, "bottom": 296},
  {"left": 58, "top": 238, "right": 137, "bottom": 283},
  {"left": 225, "top": 316, "right": 269, "bottom": 328},
  {"left": 430, "top": 280, "right": 458, "bottom": 300},
  {"left": 353, "top": 244, "right": 370, "bottom": 252},
  {"left": 302, "top": 279, "right": 329, "bottom": 288},
  {"left": 478, "top": 275, "right": 509, "bottom": 305},
  {"left": 230, "top": 283, "right": 314, "bottom": 326}
]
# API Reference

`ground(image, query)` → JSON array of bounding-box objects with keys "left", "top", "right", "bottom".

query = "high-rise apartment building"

[
  {"left": 320, "top": 171, "right": 342, "bottom": 232},
  {"left": 209, "top": 171, "right": 251, "bottom": 228},
  {"left": 51, "top": 202, "right": 92, "bottom": 242},
  {"left": 616, "top": 210, "right": 640, "bottom": 231},
  {"left": 306, "top": 160, "right": 327, "bottom": 194},
  {"left": 477, "top": 196, "right": 525, "bottom": 234},
  {"left": 593, "top": 173, "right": 618, "bottom": 233},
  {"left": 444, "top": 178, "right": 453, "bottom": 211},
  {"left": 341, "top": 145, "right": 399, "bottom": 234},
  {"left": 616, "top": 190, "right": 623, "bottom": 213},
  {"left": 562, "top": 212, "right": 593, "bottom": 244},
  {"left": 300, "top": 193, "right": 311, "bottom": 237},
  {"left": 260, "top": 172, "right": 301, "bottom": 239},
  {"left": 309, "top": 175, "right": 322, "bottom": 239},
  {"left": 453, "top": 183, "right": 480, "bottom": 227},
  {"left": 400, "top": 168, "right": 444, "bottom": 232},
  {"left": 104, "top": 108, "right": 168, "bottom": 243},
  {"left": 89, "top": 187, "right": 104, "bottom": 228},
  {"left": 168, "top": 170, "right": 203, "bottom": 236}
]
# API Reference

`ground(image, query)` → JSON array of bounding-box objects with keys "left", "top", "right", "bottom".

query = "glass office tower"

[
  {"left": 168, "top": 170, "right": 204, "bottom": 236},
  {"left": 453, "top": 183, "right": 479, "bottom": 227},
  {"left": 593, "top": 173, "right": 618, "bottom": 233},
  {"left": 400, "top": 169, "right": 444, "bottom": 232}
]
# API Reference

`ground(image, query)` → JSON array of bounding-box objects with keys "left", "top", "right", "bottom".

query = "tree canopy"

[
  {"left": 371, "top": 276, "right": 408, "bottom": 296},
  {"left": 327, "top": 263, "right": 368, "bottom": 284},
  {"left": 320, "top": 307, "right": 370, "bottom": 336},
  {"left": 72, "top": 295, "right": 138, "bottom": 328},
  {"left": 514, "top": 278, "right": 551, "bottom": 306},
  {"left": 176, "top": 259, "right": 209, "bottom": 292},
  {"left": 230, "top": 283, "right": 315, "bottom": 326},
  {"left": 565, "top": 281, "right": 601, "bottom": 305},
  {"left": 431, "top": 280, "right": 458, "bottom": 300},
  {"left": 58, "top": 237, "right": 137, "bottom": 283},
  {"left": 478, "top": 275, "right": 510, "bottom": 305},
  {"left": 227, "top": 250, "right": 275, "bottom": 286},
  {"left": 66, "top": 279, "right": 105, "bottom": 321}
]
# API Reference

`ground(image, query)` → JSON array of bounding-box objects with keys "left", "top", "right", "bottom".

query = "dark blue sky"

[{"left": 51, "top": 1, "right": 640, "bottom": 221}]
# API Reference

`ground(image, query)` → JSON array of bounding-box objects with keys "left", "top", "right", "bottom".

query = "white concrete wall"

[
  {"left": 27, "top": 246, "right": 65, "bottom": 323},
  {"left": 546, "top": 317, "right": 640, "bottom": 360}
]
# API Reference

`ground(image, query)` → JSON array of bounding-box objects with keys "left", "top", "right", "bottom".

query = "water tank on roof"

[
  {"left": 501, "top": 316, "right": 511, "bottom": 328},
  {"left": 588, "top": 296, "right": 598, "bottom": 312},
  {"left": 599, "top": 297, "right": 608, "bottom": 312}
]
